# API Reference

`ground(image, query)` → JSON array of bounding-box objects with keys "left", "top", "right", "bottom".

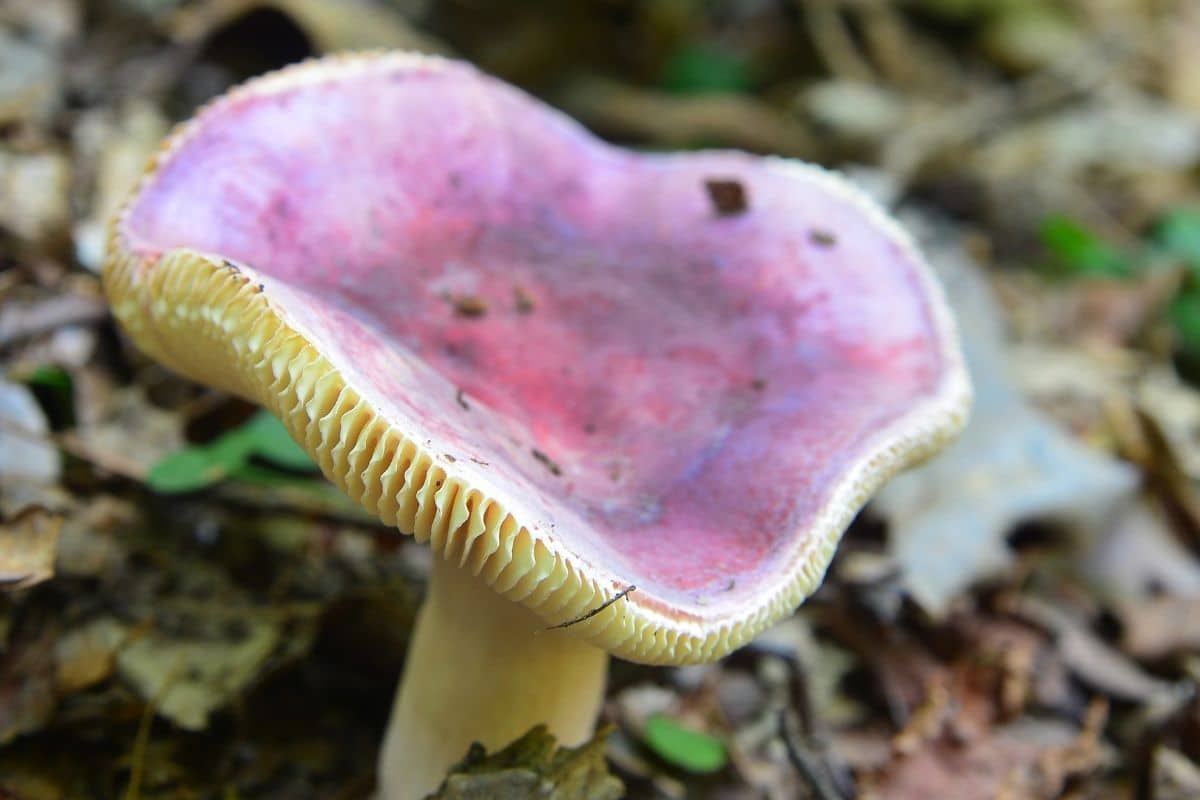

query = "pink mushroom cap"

[{"left": 105, "top": 53, "right": 970, "bottom": 664}]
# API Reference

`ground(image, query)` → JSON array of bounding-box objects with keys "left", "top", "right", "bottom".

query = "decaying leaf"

[
  {"left": 1153, "top": 747, "right": 1200, "bottom": 800},
  {"left": 1084, "top": 497, "right": 1200, "bottom": 603},
  {"left": 0, "top": 380, "right": 61, "bottom": 497},
  {"left": 116, "top": 603, "right": 317, "bottom": 731},
  {"left": 72, "top": 102, "right": 169, "bottom": 272},
  {"left": 875, "top": 224, "right": 1136, "bottom": 614},
  {"left": 0, "top": 628, "right": 58, "bottom": 745},
  {"left": 66, "top": 388, "right": 186, "bottom": 481},
  {"left": 1004, "top": 596, "right": 1182, "bottom": 706},
  {"left": 0, "top": 506, "right": 61, "bottom": 591},
  {"left": 0, "top": 149, "right": 70, "bottom": 244},
  {"left": 1117, "top": 595, "right": 1200, "bottom": 660},
  {"left": 0, "top": 29, "right": 61, "bottom": 127},
  {"left": 751, "top": 615, "right": 862, "bottom": 727},
  {"left": 1137, "top": 366, "right": 1200, "bottom": 482},
  {"left": 54, "top": 616, "right": 128, "bottom": 693},
  {"left": 429, "top": 725, "right": 623, "bottom": 800}
]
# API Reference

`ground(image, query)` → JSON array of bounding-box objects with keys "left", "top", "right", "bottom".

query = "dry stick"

[
  {"left": 800, "top": 0, "right": 877, "bottom": 84},
  {"left": 545, "top": 585, "right": 636, "bottom": 631},
  {"left": 0, "top": 293, "right": 108, "bottom": 347},
  {"left": 124, "top": 659, "right": 186, "bottom": 800},
  {"left": 779, "top": 709, "right": 846, "bottom": 800}
]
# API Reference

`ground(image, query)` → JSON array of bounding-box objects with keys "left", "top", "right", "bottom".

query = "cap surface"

[{"left": 105, "top": 53, "right": 970, "bottom": 664}]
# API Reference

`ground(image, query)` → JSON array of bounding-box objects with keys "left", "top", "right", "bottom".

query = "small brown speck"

[
  {"left": 514, "top": 286, "right": 535, "bottom": 315},
  {"left": 531, "top": 448, "right": 562, "bottom": 476},
  {"left": 751, "top": 378, "right": 767, "bottom": 391},
  {"left": 705, "top": 178, "right": 748, "bottom": 217},
  {"left": 256, "top": 283, "right": 265, "bottom": 293},
  {"left": 469, "top": 457, "right": 489, "bottom": 466},
  {"left": 809, "top": 228, "right": 837, "bottom": 247},
  {"left": 455, "top": 388, "right": 470, "bottom": 410},
  {"left": 723, "top": 579, "right": 737, "bottom": 592},
  {"left": 222, "top": 259, "right": 240, "bottom": 272},
  {"left": 609, "top": 463, "right": 622, "bottom": 482},
  {"left": 583, "top": 422, "right": 597, "bottom": 435},
  {"left": 449, "top": 294, "right": 487, "bottom": 318},
  {"left": 444, "top": 454, "right": 457, "bottom": 463}
]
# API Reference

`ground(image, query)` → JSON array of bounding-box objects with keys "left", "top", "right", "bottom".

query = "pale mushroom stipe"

[{"left": 103, "top": 52, "right": 972, "bottom": 799}]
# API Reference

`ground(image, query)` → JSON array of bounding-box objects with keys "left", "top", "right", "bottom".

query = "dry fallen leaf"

[
  {"left": 875, "top": 223, "right": 1136, "bottom": 615},
  {"left": 1004, "top": 596, "right": 1182, "bottom": 706},
  {"left": 1137, "top": 366, "right": 1200, "bottom": 482},
  {"left": 0, "top": 29, "right": 61, "bottom": 127},
  {"left": 0, "top": 506, "right": 61, "bottom": 591},
  {"left": 1116, "top": 596, "right": 1200, "bottom": 660},
  {"left": 116, "top": 605, "right": 310, "bottom": 731},
  {"left": 1153, "top": 747, "right": 1200, "bottom": 800},
  {"left": 0, "top": 149, "right": 70, "bottom": 244},
  {"left": 1083, "top": 497, "right": 1200, "bottom": 603},
  {"left": 0, "top": 380, "right": 60, "bottom": 497},
  {"left": 53, "top": 616, "right": 128, "bottom": 694}
]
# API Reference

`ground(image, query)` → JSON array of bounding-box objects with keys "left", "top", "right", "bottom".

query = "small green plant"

[
  {"left": 146, "top": 410, "right": 316, "bottom": 493},
  {"left": 660, "top": 42, "right": 752, "bottom": 95},
  {"left": 1039, "top": 215, "right": 1133, "bottom": 279},
  {"left": 641, "top": 714, "right": 728, "bottom": 774},
  {"left": 1039, "top": 208, "right": 1200, "bottom": 359},
  {"left": 22, "top": 364, "right": 74, "bottom": 428}
]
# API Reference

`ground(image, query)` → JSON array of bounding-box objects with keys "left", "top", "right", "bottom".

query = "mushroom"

[{"left": 104, "top": 53, "right": 970, "bottom": 799}]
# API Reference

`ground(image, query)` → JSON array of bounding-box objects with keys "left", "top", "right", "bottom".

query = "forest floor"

[{"left": 3, "top": 1, "right": 1200, "bottom": 798}]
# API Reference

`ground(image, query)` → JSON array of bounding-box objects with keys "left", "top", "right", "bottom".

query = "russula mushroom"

[{"left": 104, "top": 53, "right": 970, "bottom": 799}]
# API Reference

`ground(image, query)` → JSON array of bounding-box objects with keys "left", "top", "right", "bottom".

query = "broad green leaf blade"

[
  {"left": 1154, "top": 208, "right": 1200, "bottom": 278},
  {"left": 24, "top": 364, "right": 72, "bottom": 394},
  {"left": 642, "top": 715, "right": 727, "bottom": 774},
  {"left": 661, "top": 43, "right": 752, "bottom": 95},
  {"left": 1039, "top": 215, "right": 1132, "bottom": 279},
  {"left": 1169, "top": 288, "right": 1200, "bottom": 355},
  {"left": 145, "top": 442, "right": 249, "bottom": 493},
  {"left": 241, "top": 411, "right": 316, "bottom": 470},
  {"left": 145, "top": 410, "right": 311, "bottom": 493}
]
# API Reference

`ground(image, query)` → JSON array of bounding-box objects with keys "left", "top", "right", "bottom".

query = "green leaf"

[
  {"left": 1169, "top": 288, "right": 1200, "bottom": 356},
  {"left": 1154, "top": 208, "right": 1200, "bottom": 278},
  {"left": 660, "top": 43, "right": 752, "bottom": 95},
  {"left": 145, "top": 440, "right": 249, "bottom": 493},
  {"left": 145, "top": 411, "right": 313, "bottom": 493},
  {"left": 22, "top": 364, "right": 74, "bottom": 428},
  {"left": 238, "top": 411, "right": 315, "bottom": 470},
  {"left": 24, "top": 364, "right": 72, "bottom": 394},
  {"left": 642, "top": 715, "right": 727, "bottom": 774},
  {"left": 1039, "top": 215, "right": 1132, "bottom": 279}
]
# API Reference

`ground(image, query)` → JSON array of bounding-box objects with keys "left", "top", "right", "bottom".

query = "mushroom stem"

[{"left": 378, "top": 557, "right": 609, "bottom": 799}]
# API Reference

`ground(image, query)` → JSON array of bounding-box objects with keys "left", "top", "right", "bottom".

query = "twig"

[
  {"left": 779, "top": 709, "right": 846, "bottom": 800},
  {"left": 0, "top": 293, "right": 108, "bottom": 347},
  {"left": 558, "top": 78, "right": 819, "bottom": 158},
  {"left": 801, "top": 0, "right": 877, "bottom": 84},
  {"left": 545, "top": 585, "right": 636, "bottom": 631},
  {"left": 124, "top": 659, "right": 185, "bottom": 800}
]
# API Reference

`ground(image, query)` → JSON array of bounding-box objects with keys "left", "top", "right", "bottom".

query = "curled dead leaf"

[{"left": 0, "top": 505, "right": 61, "bottom": 591}]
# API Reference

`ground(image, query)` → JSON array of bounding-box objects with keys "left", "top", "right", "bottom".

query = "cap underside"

[{"left": 105, "top": 53, "right": 970, "bottom": 664}]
